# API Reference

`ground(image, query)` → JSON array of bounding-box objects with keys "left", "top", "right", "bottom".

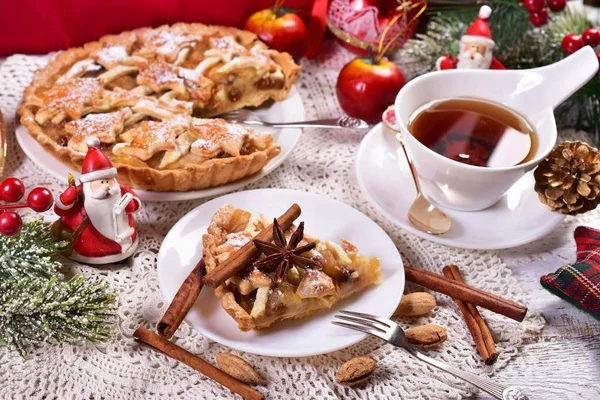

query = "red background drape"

[{"left": 0, "top": 0, "right": 315, "bottom": 56}]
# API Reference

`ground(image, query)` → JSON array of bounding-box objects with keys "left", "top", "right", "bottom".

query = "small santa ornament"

[
  {"left": 53, "top": 136, "right": 142, "bottom": 264},
  {"left": 436, "top": 6, "right": 505, "bottom": 71}
]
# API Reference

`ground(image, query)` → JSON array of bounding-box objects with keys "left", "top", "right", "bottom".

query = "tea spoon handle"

[{"left": 388, "top": 128, "right": 423, "bottom": 196}]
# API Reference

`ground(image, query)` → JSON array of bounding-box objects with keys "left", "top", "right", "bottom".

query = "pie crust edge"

[{"left": 18, "top": 24, "right": 299, "bottom": 192}]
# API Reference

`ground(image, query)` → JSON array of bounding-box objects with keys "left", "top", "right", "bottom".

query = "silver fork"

[
  {"left": 219, "top": 109, "right": 369, "bottom": 129},
  {"left": 333, "top": 310, "right": 529, "bottom": 400}
]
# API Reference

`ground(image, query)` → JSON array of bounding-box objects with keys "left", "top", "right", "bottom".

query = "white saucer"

[
  {"left": 16, "top": 87, "right": 304, "bottom": 202},
  {"left": 355, "top": 124, "right": 565, "bottom": 250},
  {"left": 156, "top": 189, "right": 404, "bottom": 357}
]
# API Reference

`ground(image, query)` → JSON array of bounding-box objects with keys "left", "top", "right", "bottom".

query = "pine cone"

[{"left": 534, "top": 141, "right": 600, "bottom": 215}]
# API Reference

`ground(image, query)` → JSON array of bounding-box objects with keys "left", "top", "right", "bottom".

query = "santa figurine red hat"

[
  {"left": 53, "top": 136, "right": 142, "bottom": 264},
  {"left": 436, "top": 6, "right": 505, "bottom": 71},
  {"left": 461, "top": 5, "right": 494, "bottom": 51},
  {"left": 79, "top": 136, "right": 117, "bottom": 183}
]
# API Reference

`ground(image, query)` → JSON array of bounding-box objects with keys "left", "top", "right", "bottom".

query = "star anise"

[{"left": 253, "top": 219, "right": 322, "bottom": 284}]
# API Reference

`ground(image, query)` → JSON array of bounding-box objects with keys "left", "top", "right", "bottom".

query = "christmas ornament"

[
  {"left": 0, "top": 211, "right": 22, "bottom": 236},
  {"left": 523, "top": 0, "right": 544, "bottom": 13},
  {"left": 529, "top": 9, "right": 548, "bottom": 27},
  {"left": 244, "top": 0, "right": 308, "bottom": 60},
  {"left": 0, "top": 177, "right": 25, "bottom": 202},
  {"left": 435, "top": 6, "right": 505, "bottom": 71},
  {"left": 534, "top": 141, "right": 600, "bottom": 215},
  {"left": 582, "top": 28, "right": 600, "bottom": 47},
  {"left": 327, "top": 0, "right": 421, "bottom": 55},
  {"left": 561, "top": 33, "right": 585, "bottom": 55},
  {"left": 27, "top": 187, "right": 54, "bottom": 212},
  {"left": 521, "top": 0, "right": 553, "bottom": 27},
  {"left": 0, "top": 219, "right": 116, "bottom": 356},
  {"left": 0, "top": 177, "right": 54, "bottom": 236},
  {"left": 52, "top": 137, "right": 142, "bottom": 264},
  {"left": 398, "top": 8, "right": 600, "bottom": 144},
  {"left": 336, "top": 1, "right": 424, "bottom": 122},
  {"left": 548, "top": 0, "right": 567, "bottom": 12}
]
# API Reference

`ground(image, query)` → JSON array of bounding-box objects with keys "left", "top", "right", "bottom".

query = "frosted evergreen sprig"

[
  {"left": 0, "top": 275, "right": 117, "bottom": 356},
  {"left": 0, "top": 220, "right": 117, "bottom": 356},
  {"left": 0, "top": 220, "right": 67, "bottom": 280}
]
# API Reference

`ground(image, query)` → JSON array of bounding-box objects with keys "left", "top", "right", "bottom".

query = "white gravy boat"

[{"left": 394, "top": 46, "right": 599, "bottom": 211}]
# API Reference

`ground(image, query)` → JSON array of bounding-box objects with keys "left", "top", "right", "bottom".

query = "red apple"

[
  {"left": 244, "top": 4, "right": 307, "bottom": 60},
  {"left": 336, "top": 57, "right": 405, "bottom": 123}
]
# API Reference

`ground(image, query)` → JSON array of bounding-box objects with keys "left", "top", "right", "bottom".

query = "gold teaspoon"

[{"left": 382, "top": 106, "right": 451, "bottom": 235}]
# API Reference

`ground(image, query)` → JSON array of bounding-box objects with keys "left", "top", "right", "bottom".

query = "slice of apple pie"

[{"left": 203, "top": 204, "right": 382, "bottom": 331}]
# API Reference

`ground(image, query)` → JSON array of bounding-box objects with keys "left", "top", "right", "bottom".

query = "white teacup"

[{"left": 394, "top": 46, "right": 599, "bottom": 212}]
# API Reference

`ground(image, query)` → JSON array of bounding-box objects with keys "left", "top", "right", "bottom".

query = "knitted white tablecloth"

[{"left": 0, "top": 41, "right": 555, "bottom": 400}]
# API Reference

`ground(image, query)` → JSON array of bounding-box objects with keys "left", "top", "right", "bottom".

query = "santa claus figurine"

[
  {"left": 436, "top": 6, "right": 505, "bottom": 71},
  {"left": 53, "top": 136, "right": 142, "bottom": 264}
]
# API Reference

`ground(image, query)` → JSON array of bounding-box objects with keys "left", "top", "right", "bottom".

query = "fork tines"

[{"left": 332, "top": 310, "right": 395, "bottom": 340}]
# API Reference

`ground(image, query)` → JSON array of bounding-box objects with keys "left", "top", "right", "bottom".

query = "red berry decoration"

[
  {"left": 548, "top": 0, "right": 567, "bottom": 12},
  {"left": 0, "top": 177, "right": 25, "bottom": 202},
  {"left": 27, "top": 187, "right": 54, "bottom": 212},
  {"left": 596, "top": 51, "right": 600, "bottom": 70},
  {"left": 523, "top": 0, "right": 544, "bottom": 13},
  {"left": 0, "top": 211, "right": 23, "bottom": 236},
  {"left": 529, "top": 9, "right": 548, "bottom": 27},
  {"left": 562, "top": 34, "right": 585, "bottom": 55},
  {"left": 583, "top": 28, "right": 600, "bottom": 47}
]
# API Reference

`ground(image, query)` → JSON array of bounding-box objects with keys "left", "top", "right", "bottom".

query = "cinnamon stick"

[
  {"left": 203, "top": 203, "right": 302, "bottom": 288},
  {"left": 405, "top": 266, "right": 527, "bottom": 322},
  {"left": 444, "top": 265, "right": 498, "bottom": 365},
  {"left": 157, "top": 259, "right": 206, "bottom": 338},
  {"left": 134, "top": 327, "right": 264, "bottom": 400},
  {"left": 443, "top": 266, "right": 498, "bottom": 364}
]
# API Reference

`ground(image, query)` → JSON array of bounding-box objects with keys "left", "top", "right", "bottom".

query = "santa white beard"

[
  {"left": 83, "top": 182, "right": 134, "bottom": 250},
  {"left": 457, "top": 46, "right": 493, "bottom": 69}
]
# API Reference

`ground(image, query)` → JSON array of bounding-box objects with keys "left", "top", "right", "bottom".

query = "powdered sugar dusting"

[
  {"left": 225, "top": 231, "right": 253, "bottom": 249},
  {"left": 93, "top": 46, "right": 129, "bottom": 68},
  {"left": 65, "top": 109, "right": 132, "bottom": 152}
]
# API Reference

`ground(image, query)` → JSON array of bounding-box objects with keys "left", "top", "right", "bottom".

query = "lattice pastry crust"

[{"left": 19, "top": 23, "right": 301, "bottom": 191}]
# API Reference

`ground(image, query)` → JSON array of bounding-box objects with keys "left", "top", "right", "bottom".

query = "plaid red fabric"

[{"left": 541, "top": 226, "right": 600, "bottom": 317}]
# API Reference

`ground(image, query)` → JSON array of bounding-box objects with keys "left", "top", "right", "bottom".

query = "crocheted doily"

[{"left": 0, "top": 41, "right": 546, "bottom": 400}]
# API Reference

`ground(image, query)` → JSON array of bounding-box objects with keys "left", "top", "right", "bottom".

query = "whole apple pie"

[
  {"left": 203, "top": 204, "right": 382, "bottom": 331},
  {"left": 19, "top": 24, "right": 301, "bottom": 191}
]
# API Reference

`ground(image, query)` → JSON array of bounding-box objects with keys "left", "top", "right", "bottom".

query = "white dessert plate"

[
  {"left": 156, "top": 188, "right": 405, "bottom": 357},
  {"left": 16, "top": 87, "right": 304, "bottom": 202},
  {"left": 356, "top": 123, "right": 566, "bottom": 250}
]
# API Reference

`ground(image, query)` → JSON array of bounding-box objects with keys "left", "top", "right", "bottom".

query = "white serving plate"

[{"left": 157, "top": 189, "right": 405, "bottom": 357}]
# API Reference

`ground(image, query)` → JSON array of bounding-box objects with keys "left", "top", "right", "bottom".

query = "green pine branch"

[
  {"left": 0, "top": 275, "right": 117, "bottom": 356},
  {"left": 0, "top": 219, "right": 67, "bottom": 280},
  {"left": 0, "top": 220, "right": 117, "bottom": 356}
]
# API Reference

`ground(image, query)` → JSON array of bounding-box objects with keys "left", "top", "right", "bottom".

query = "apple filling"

[{"left": 203, "top": 204, "right": 382, "bottom": 331}]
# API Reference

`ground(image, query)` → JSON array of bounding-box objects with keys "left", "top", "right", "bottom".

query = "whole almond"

[
  {"left": 395, "top": 292, "right": 437, "bottom": 317},
  {"left": 405, "top": 324, "right": 447, "bottom": 348},
  {"left": 335, "top": 356, "right": 377, "bottom": 387},
  {"left": 216, "top": 352, "right": 262, "bottom": 385}
]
